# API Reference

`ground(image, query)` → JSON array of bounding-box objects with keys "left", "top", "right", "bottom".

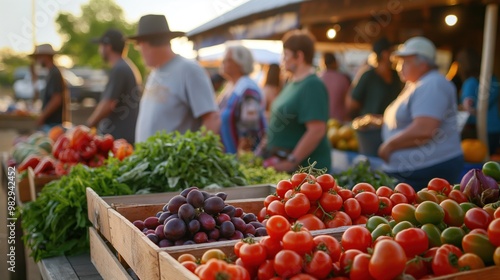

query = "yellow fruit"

[
  {"left": 461, "top": 139, "right": 487, "bottom": 163},
  {"left": 338, "top": 125, "right": 355, "bottom": 140},
  {"left": 348, "top": 138, "right": 358, "bottom": 151},
  {"left": 336, "top": 139, "right": 349, "bottom": 150},
  {"left": 328, "top": 119, "right": 341, "bottom": 129},
  {"left": 328, "top": 127, "right": 340, "bottom": 146}
]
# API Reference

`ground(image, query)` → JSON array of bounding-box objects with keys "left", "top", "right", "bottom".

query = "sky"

[{"left": 0, "top": 0, "right": 251, "bottom": 56}]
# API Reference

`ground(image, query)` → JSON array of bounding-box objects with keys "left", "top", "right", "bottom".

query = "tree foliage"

[
  {"left": 55, "top": 0, "right": 145, "bottom": 77},
  {"left": 0, "top": 48, "right": 30, "bottom": 86}
]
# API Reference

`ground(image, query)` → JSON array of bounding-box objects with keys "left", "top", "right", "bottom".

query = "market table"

[
  {"left": 0, "top": 113, "right": 38, "bottom": 133},
  {"left": 38, "top": 253, "right": 102, "bottom": 280}
]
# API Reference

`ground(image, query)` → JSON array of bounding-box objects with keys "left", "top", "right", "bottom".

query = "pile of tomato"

[
  {"left": 17, "top": 125, "right": 134, "bottom": 176},
  {"left": 258, "top": 172, "right": 425, "bottom": 230}
]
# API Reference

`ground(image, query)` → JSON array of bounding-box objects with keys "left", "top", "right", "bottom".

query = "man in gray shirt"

[
  {"left": 87, "top": 29, "right": 142, "bottom": 144},
  {"left": 129, "top": 15, "right": 220, "bottom": 142}
]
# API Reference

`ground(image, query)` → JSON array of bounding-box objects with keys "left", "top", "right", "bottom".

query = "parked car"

[{"left": 13, "top": 66, "right": 107, "bottom": 102}]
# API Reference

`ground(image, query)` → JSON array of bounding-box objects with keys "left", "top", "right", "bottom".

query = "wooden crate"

[
  {"left": 17, "top": 167, "right": 60, "bottom": 204},
  {"left": 86, "top": 185, "right": 275, "bottom": 280},
  {"left": 87, "top": 184, "right": 275, "bottom": 243},
  {"left": 432, "top": 266, "right": 500, "bottom": 280}
]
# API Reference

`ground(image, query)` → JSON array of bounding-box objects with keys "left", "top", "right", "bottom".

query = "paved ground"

[{"left": 0, "top": 101, "right": 94, "bottom": 280}]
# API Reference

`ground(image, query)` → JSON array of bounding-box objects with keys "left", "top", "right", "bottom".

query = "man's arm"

[
  {"left": 378, "top": 116, "right": 441, "bottom": 161},
  {"left": 86, "top": 99, "right": 118, "bottom": 128},
  {"left": 201, "top": 111, "right": 221, "bottom": 134},
  {"left": 273, "top": 120, "right": 326, "bottom": 172},
  {"left": 346, "top": 94, "right": 361, "bottom": 119},
  {"left": 36, "top": 93, "right": 62, "bottom": 126}
]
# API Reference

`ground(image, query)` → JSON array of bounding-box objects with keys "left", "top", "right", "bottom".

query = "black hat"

[
  {"left": 373, "top": 37, "right": 392, "bottom": 56},
  {"left": 128, "top": 14, "right": 184, "bottom": 40},
  {"left": 91, "top": 29, "right": 125, "bottom": 51}
]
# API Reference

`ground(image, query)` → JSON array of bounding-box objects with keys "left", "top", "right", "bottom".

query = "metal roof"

[{"left": 187, "top": 0, "right": 309, "bottom": 37}]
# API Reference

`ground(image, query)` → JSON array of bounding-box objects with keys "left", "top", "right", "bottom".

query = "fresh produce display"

[
  {"left": 115, "top": 129, "right": 247, "bottom": 193},
  {"left": 237, "top": 152, "right": 289, "bottom": 186},
  {"left": 460, "top": 162, "right": 500, "bottom": 206},
  {"left": 133, "top": 187, "right": 267, "bottom": 247},
  {"left": 11, "top": 131, "right": 52, "bottom": 165},
  {"left": 334, "top": 160, "right": 398, "bottom": 189},
  {"left": 327, "top": 119, "right": 358, "bottom": 151},
  {"left": 21, "top": 162, "right": 132, "bottom": 261},
  {"left": 259, "top": 164, "right": 399, "bottom": 230},
  {"left": 461, "top": 138, "right": 488, "bottom": 163}
]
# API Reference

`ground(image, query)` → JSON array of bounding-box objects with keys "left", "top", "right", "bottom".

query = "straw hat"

[
  {"left": 30, "top": 44, "right": 57, "bottom": 57},
  {"left": 128, "top": 14, "right": 184, "bottom": 40}
]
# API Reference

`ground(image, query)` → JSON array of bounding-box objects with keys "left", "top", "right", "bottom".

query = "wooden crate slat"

[
  {"left": 87, "top": 188, "right": 113, "bottom": 241},
  {"left": 159, "top": 252, "right": 199, "bottom": 280},
  {"left": 89, "top": 227, "right": 133, "bottom": 280}
]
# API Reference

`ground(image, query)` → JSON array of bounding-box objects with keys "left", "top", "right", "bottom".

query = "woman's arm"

[{"left": 378, "top": 116, "right": 441, "bottom": 161}]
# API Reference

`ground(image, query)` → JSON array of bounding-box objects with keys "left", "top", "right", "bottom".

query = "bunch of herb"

[
  {"left": 116, "top": 129, "right": 247, "bottom": 193},
  {"left": 21, "top": 163, "right": 132, "bottom": 261},
  {"left": 334, "top": 160, "right": 398, "bottom": 189},
  {"left": 238, "top": 152, "right": 289, "bottom": 185}
]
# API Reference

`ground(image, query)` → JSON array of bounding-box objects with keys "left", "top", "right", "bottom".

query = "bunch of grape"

[{"left": 133, "top": 187, "right": 267, "bottom": 247}]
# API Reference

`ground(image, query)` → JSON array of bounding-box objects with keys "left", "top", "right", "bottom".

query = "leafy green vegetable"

[
  {"left": 116, "top": 129, "right": 247, "bottom": 193},
  {"left": 334, "top": 160, "right": 398, "bottom": 189},
  {"left": 21, "top": 163, "right": 132, "bottom": 261},
  {"left": 238, "top": 152, "right": 289, "bottom": 185}
]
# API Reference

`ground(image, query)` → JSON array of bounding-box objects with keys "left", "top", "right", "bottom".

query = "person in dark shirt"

[
  {"left": 348, "top": 37, "right": 403, "bottom": 118},
  {"left": 86, "top": 29, "right": 142, "bottom": 144},
  {"left": 31, "top": 44, "right": 68, "bottom": 129}
]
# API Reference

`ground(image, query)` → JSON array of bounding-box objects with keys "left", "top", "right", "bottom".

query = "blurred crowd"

[{"left": 28, "top": 14, "right": 499, "bottom": 190}]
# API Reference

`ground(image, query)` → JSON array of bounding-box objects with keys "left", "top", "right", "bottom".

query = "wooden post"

[{"left": 477, "top": 3, "right": 498, "bottom": 159}]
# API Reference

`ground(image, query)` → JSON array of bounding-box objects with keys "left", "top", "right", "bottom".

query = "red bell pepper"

[
  {"left": 88, "top": 154, "right": 105, "bottom": 168},
  {"left": 98, "top": 134, "right": 114, "bottom": 154},
  {"left": 112, "top": 139, "right": 133, "bottom": 161},
  {"left": 53, "top": 136, "right": 69, "bottom": 159},
  {"left": 18, "top": 155, "right": 41, "bottom": 172},
  {"left": 33, "top": 157, "right": 55, "bottom": 176},
  {"left": 80, "top": 140, "right": 97, "bottom": 160},
  {"left": 59, "top": 149, "right": 81, "bottom": 163},
  {"left": 431, "top": 244, "right": 463, "bottom": 276}
]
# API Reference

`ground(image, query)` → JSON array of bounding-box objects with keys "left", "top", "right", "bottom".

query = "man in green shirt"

[{"left": 265, "top": 30, "right": 331, "bottom": 172}]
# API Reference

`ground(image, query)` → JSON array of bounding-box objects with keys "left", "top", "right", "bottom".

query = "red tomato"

[
  {"left": 290, "top": 274, "right": 318, "bottom": 280},
  {"left": 432, "top": 244, "right": 463, "bottom": 276},
  {"left": 338, "top": 188, "right": 354, "bottom": 201},
  {"left": 458, "top": 253, "right": 485, "bottom": 271},
  {"left": 352, "top": 182, "right": 376, "bottom": 194},
  {"left": 339, "top": 249, "right": 363, "bottom": 276},
  {"left": 428, "top": 178, "right": 452, "bottom": 196},
  {"left": 260, "top": 236, "right": 283, "bottom": 259},
  {"left": 391, "top": 203, "right": 419, "bottom": 225},
  {"left": 273, "top": 250, "right": 303, "bottom": 278},
  {"left": 266, "top": 215, "right": 291, "bottom": 241},
  {"left": 239, "top": 243, "right": 267, "bottom": 268},
  {"left": 373, "top": 235, "right": 394, "bottom": 247},
  {"left": 233, "top": 258, "right": 255, "bottom": 280},
  {"left": 341, "top": 226, "right": 372, "bottom": 252},
  {"left": 350, "top": 253, "right": 374, "bottom": 280},
  {"left": 415, "top": 190, "right": 440, "bottom": 204},
  {"left": 394, "top": 183, "right": 416, "bottom": 203},
  {"left": 181, "top": 261, "right": 198, "bottom": 273},
  {"left": 257, "top": 260, "right": 275, "bottom": 280},
  {"left": 258, "top": 206, "right": 267, "bottom": 222},
  {"left": 448, "top": 190, "right": 468, "bottom": 204},
  {"left": 314, "top": 235, "right": 342, "bottom": 262},
  {"left": 355, "top": 192, "right": 379, "bottom": 215},
  {"left": 368, "top": 240, "right": 406, "bottom": 280},
  {"left": 316, "top": 174, "right": 337, "bottom": 192},
  {"left": 376, "top": 186, "right": 394, "bottom": 198},
  {"left": 343, "top": 198, "right": 362, "bottom": 220},
  {"left": 297, "top": 214, "right": 326, "bottom": 231},
  {"left": 353, "top": 215, "right": 368, "bottom": 225},
  {"left": 394, "top": 228, "right": 429, "bottom": 257},
  {"left": 462, "top": 232, "right": 496, "bottom": 264},
  {"left": 197, "top": 259, "right": 229, "bottom": 280},
  {"left": 304, "top": 250, "right": 334, "bottom": 279},
  {"left": 390, "top": 192, "right": 408, "bottom": 205},
  {"left": 489, "top": 219, "right": 500, "bottom": 247},
  {"left": 264, "top": 195, "right": 280, "bottom": 208},
  {"left": 404, "top": 256, "right": 431, "bottom": 279},
  {"left": 267, "top": 200, "right": 287, "bottom": 217},
  {"left": 494, "top": 207, "right": 500, "bottom": 219},
  {"left": 234, "top": 241, "right": 244, "bottom": 257},
  {"left": 319, "top": 191, "right": 343, "bottom": 212},
  {"left": 285, "top": 193, "right": 310, "bottom": 218},
  {"left": 300, "top": 182, "right": 323, "bottom": 201},
  {"left": 276, "top": 180, "right": 294, "bottom": 198},
  {"left": 282, "top": 225, "right": 315, "bottom": 255},
  {"left": 440, "top": 199, "right": 465, "bottom": 227},
  {"left": 291, "top": 173, "right": 311, "bottom": 187},
  {"left": 325, "top": 211, "right": 352, "bottom": 228},
  {"left": 376, "top": 196, "right": 393, "bottom": 216},
  {"left": 464, "top": 208, "right": 493, "bottom": 230}
]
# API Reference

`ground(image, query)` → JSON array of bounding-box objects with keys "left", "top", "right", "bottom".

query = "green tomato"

[
  {"left": 392, "top": 203, "right": 419, "bottom": 225},
  {"left": 371, "top": 223, "right": 392, "bottom": 241},
  {"left": 391, "top": 221, "right": 414, "bottom": 236},
  {"left": 421, "top": 223, "right": 442, "bottom": 248},
  {"left": 440, "top": 227, "right": 465, "bottom": 249},
  {"left": 415, "top": 201, "right": 444, "bottom": 225},
  {"left": 439, "top": 199, "right": 465, "bottom": 227},
  {"left": 388, "top": 220, "right": 397, "bottom": 228},
  {"left": 366, "top": 216, "right": 390, "bottom": 232},
  {"left": 462, "top": 232, "right": 496, "bottom": 264},
  {"left": 482, "top": 161, "right": 500, "bottom": 181},
  {"left": 452, "top": 184, "right": 461, "bottom": 190},
  {"left": 460, "top": 202, "right": 478, "bottom": 213}
]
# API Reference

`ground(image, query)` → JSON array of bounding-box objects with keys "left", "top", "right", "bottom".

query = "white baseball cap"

[{"left": 393, "top": 36, "right": 436, "bottom": 62}]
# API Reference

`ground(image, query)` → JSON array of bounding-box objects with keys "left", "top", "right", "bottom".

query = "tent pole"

[{"left": 477, "top": 3, "right": 498, "bottom": 160}]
